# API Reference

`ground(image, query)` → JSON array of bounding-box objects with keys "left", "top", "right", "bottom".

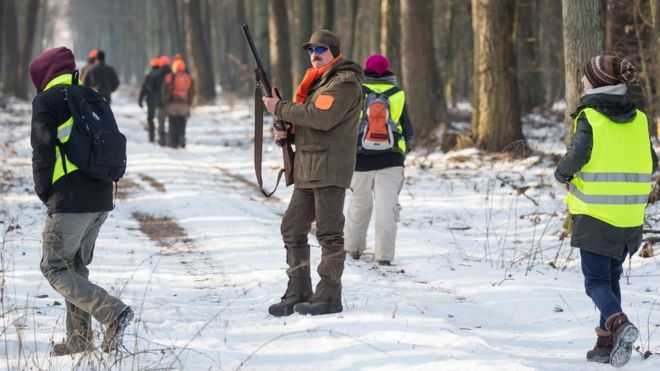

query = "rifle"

[{"left": 242, "top": 24, "right": 294, "bottom": 197}]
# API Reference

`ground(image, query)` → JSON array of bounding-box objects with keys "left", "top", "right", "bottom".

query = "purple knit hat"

[
  {"left": 364, "top": 54, "right": 390, "bottom": 76},
  {"left": 29, "top": 47, "right": 76, "bottom": 92}
]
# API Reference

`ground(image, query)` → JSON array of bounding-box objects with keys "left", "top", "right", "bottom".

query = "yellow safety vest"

[
  {"left": 44, "top": 74, "right": 79, "bottom": 184},
  {"left": 363, "top": 82, "right": 407, "bottom": 153},
  {"left": 567, "top": 107, "right": 652, "bottom": 227}
]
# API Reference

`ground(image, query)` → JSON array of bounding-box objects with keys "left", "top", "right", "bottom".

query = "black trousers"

[{"left": 168, "top": 115, "right": 187, "bottom": 148}]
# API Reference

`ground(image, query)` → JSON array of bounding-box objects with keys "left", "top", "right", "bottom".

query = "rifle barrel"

[{"left": 242, "top": 24, "right": 264, "bottom": 69}]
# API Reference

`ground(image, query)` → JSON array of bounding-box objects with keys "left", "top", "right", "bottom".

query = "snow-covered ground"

[{"left": 1, "top": 91, "right": 659, "bottom": 370}]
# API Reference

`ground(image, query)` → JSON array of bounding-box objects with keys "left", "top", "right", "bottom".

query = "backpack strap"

[
  {"left": 362, "top": 85, "right": 401, "bottom": 98},
  {"left": 381, "top": 86, "right": 401, "bottom": 98}
]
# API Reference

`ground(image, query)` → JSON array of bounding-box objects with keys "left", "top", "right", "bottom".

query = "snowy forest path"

[{"left": 2, "top": 93, "right": 660, "bottom": 370}]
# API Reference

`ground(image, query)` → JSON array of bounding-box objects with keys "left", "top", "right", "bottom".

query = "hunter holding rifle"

[{"left": 262, "top": 29, "right": 363, "bottom": 316}]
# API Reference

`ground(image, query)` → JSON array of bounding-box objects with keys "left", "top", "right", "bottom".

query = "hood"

[
  {"left": 364, "top": 71, "right": 397, "bottom": 85},
  {"left": 29, "top": 47, "right": 76, "bottom": 92},
  {"left": 573, "top": 84, "right": 637, "bottom": 123}
]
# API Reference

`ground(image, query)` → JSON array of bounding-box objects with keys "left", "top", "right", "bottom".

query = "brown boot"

[
  {"left": 605, "top": 312, "right": 639, "bottom": 368},
  {"left": 586, "top": 327, "right": 612, "bottom": 363},
  {"left": 102, "top": 307, "right": 134, "bottom": 352},
  {"left": 52, "top": 332, "right": 94, "bottom": 356}
]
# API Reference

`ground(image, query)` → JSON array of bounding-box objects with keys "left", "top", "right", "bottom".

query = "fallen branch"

[{"left": 495, "top": 176, "right": 539, "bottom": 206}]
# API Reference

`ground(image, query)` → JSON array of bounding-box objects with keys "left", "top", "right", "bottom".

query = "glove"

[{"left": 138, "top": 100, "right": 143, "bottom": 108}]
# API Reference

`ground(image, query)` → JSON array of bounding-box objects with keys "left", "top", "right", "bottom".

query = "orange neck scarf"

[{"left": 294, "top": 55, "right": 342, "bottom": 104}]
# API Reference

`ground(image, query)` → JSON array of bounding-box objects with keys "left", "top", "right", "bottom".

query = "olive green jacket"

[{"left": 276, "top": 59, "right": 363, "bottom": 189}]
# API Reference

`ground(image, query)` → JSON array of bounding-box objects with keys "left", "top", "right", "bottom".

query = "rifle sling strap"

[{"left": 254, "top": 82, "right": 284, "bottom": 198}]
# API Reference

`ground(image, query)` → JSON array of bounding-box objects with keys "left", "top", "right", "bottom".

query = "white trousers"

[{"left": 344, "top": 166, "right": 404, "bottom": 261}]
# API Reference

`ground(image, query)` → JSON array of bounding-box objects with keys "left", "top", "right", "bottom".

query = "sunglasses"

[{"left": 306, "top": 46, "right": 328, "bottom": 55}]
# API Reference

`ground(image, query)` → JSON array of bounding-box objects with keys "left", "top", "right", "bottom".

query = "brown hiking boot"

[
  {"left": 586, "top": 327, "right": 612, "bottom": 363},
  {"left": 52, "top": 337, "right": 94, "bottom": 356},
  {"left": 102, "top": 307, "right": 134, "bottom": 353},
  {"left": 605, "top": 312, "right": 639, "bottom": 368}
]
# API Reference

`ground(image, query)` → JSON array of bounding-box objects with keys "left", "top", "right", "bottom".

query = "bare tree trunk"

[
  {"left": 253, "top": 0, "right": 270, "bottom": 69},
  {"left": 604, "top": 0, "right": 646, "bottom": 110},
  {"left": 440, "top": 0, "right": 457, "bottom": 108},
  {"left": 319, "top": 0, "right": 335, "bottom": 30},
  {"left": 2, "top": 0, "right": 19, "bottom": 97},
  {"left": 516, "top": 0, "right": 544, "bottom": 113},
  {"left": 0, "top": 0, "right": 5, "bottom": 98},
  {"left": 368, "top": 0, "right": 381, "bottom": 60},
  {"left": 293, "top": 0, "right": 313, "bottom": 84},
  {"left": 562, "top": 0, "right": 603, "bottom": 145},
  {"left": 538, "top": 0, "right": 564, "bottom": 110},
  {"left": 15, "top": 0, "right": 40, "bottom": 99},
  {"left": 268, "top": 0, "right": 293, "bottom": 98},
  {"left": 428, "top": 1, "right": 448, "bottom": 125},
  {"left": 349, "top": 0, "right": 359, "bottom": 58},
  {"left": 380, "top": 0, "right": 401, "bottom": 79},
  {"left": 401, "top": 0, "right": 436, "bottom": 145},
  {"left": 471, "top": 0, "right": 525, "bottom": 152},
  {"left": 184, "top": 0, "right": 216, "bottom": 104}
]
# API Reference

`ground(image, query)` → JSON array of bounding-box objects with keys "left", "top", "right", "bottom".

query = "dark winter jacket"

[
  {"left": 83, "top": 61, "right": 120, "bottom": 102},
  {"left": 555, "top": 84, "right": 658, "bottom": 259},
  {"left": 276, "top": 58, "right": 364, "bottom": 189},
  {"left": 355, "top": 71, "right": 414, "bottom": 172},
  {"left": 31, "top": 79, "right": 114, "bottom": 213},
  {"left": 138, "top": 67, "right": 159, "bottom": 106},
  {"left": 148, "top": 65, "right": 172, "bottom": 108}
]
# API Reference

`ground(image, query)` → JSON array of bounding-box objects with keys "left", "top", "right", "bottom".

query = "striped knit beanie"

[{"left": 584, "top": 56, "right": 638, "bottom": 88}]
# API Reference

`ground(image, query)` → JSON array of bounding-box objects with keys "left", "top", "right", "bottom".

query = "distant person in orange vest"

[
  {"left": 82, "top": 50, "right": 119, "bottom": 104},
  {"left": 149, "top": 55, "right": 172, "bottom": 146},
  {"left": 79, "top": 49, "right": 97, "bottom": 83},
  {"left": 172, "top": 54, "right": 188, "bottom": 72},
  {"left": 138, "top": 58, "right": 161, "bottom": 143},
  {"left": 161, "top": 59, "right": 194, "bottom": 148}
]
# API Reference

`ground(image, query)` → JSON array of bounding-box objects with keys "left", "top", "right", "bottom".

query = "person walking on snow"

[
  {"left": 344, "top": 54, "right": 413, "bottom": 266},
  {"left": 150, "top": 55, "right": 172, "bottom": 146},
  {"left": 29, "top": 47, "right": 133, "bottom": 356},
  {"left": 161, "top": 59, "right": 194, "bottom": 148},
  {"left": 139, "top": 57, "right": 160, "bottom": 143},
  {"left": 79, "top": 49, "right": 96, "bottom": 83},
  {"left": 555, "top": 56, "right": 657, "bottom": 367},
  {"left": 262, "top": 29, "right": 363, "bottom": 316},
  {"left": 82, "top": 49, "right": 119, "bottom": 104}
]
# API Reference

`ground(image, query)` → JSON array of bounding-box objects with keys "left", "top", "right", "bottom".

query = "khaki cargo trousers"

[
  {"left": 280, "top": 186, "right": 346, "bottom": 302},
  {"left": 41, "top": 212, "right": 128, "bottom": 344},
  {"left": 344, "top": 166, "right": 404, "bottom": 262}
]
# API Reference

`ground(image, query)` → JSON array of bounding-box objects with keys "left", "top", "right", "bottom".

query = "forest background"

[{"left": 0, "top": 0, "right": 659, "bottom": 152}]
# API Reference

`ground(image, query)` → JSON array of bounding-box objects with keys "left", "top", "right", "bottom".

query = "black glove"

[{"left": 138, "top": 100, "right": 143, "bottom": 108}]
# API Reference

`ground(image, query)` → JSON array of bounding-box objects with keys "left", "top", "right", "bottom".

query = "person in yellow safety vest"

[
  {"left": 555, "top": 56, "right": 657, "bottom": 367},
  {"left": 29, "top": 47, "right": 133, "bottom": 356},
  {"left": 344, "top": 54, "right": 413, "bottom": 266}
]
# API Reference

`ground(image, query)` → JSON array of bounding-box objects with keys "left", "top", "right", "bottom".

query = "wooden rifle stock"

[{"left": 242, "top": 24, "right": 294, "bottom": 197}]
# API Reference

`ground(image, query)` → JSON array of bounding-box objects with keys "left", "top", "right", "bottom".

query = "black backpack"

[{"left": 59, "top": 84, "right": 126, "bottom": 181}]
